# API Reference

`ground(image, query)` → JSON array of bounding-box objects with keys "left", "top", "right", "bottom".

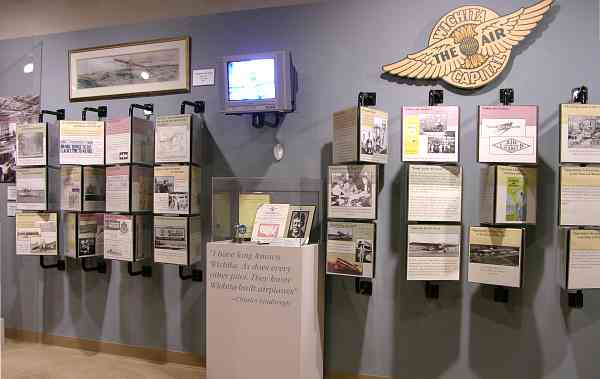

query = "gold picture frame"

[{"left": 69, "top": 36, "right": 190, "bottom": 102}]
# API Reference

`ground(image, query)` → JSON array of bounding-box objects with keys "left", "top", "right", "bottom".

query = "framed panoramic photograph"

[{"left": 69, "top": 37, "right": 190, "bottom": 101}]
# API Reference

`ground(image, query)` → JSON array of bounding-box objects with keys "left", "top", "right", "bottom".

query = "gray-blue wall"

[{"left": 2, "top": 0, "right": 600, "bottom": 378}]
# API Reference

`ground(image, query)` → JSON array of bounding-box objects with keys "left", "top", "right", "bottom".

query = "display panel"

[
  {"left": 16, "top": 123, "right": 46, "bottom": 166},
  {"left": 560, "top": 104, "right": 600, "bottom": 163},
  {"left": 105, "top": 117, "right": 154, "bottom": 165},
  {"left": 154, "top": 216, "right": 202, "bottom": 265},
  {"left": 106, "top": 165, "right": 153, "bottom": 213},
  {"left": 407, "top": 164, "right": 462, "bottom": 222},
  {"left": 15, "top": 212, "right": 58, "bottom": 256},
  {"left": 406, "top": 224, "right": 461, "bottom": 281},
  {"left": 60, "top": 166, "right": 82, "bottom": 211},
  {"left": 402, "top": 106, "right": 459, "bottom": 163},
  {"left": 333, "top": 107, "right": 389, "bottom": 164},
  {"left": 153, "top": 165, "right": 200, "bottom": 215},
  {"left": 78, "top": 213, "right": 104, "bottom": 258},
  {"left": 560, "top": 166, "right": 600, "bottom": 226},
  {"left": 327, "top": 221, "right": 375, "bottom": 278},
  {"left": 328, "top": 164, "right": 377, "bottom": 220},
  {"left": 478, "top": 105, "right": 537, "bottom": 163},
  {"left": 16, "top": 166, "right": 58, "bottom": 211},
  {"left": 155, "top": 114, "right": 191, "bottom": 163},
  {"left": 565, "top": 229, "right": 600, "bottom": 289},
  {"left": 104, "top": 214, "right": 152, "bottom": 262},
  {"left": 59, "top": 121, "right": 105, "bottom": 165},
  {"left": 468, "top": 226, "right": 523, "bottom": 288}
]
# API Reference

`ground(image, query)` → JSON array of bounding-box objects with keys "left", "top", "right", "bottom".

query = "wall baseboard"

[
  {"left": 5, "top": 328, "right": 204, "bottom": 367},
  {"left": 5, "top": 328, "right": 390, "bottom": 379}
]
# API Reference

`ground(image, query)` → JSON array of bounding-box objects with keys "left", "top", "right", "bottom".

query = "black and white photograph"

[
  {"left": 408, "top": 241, "right": 459, "bottom": 257},
  {"left": 355, "top": 239, "right": 373, "bottom": 263},
  {"left": 286, "top": 211, "right": 309, "bottom": 238},
  {"left": 168, "top": 193, "right": 189, "bottom": 211},
  {"left": 360, "top": 117, "right": 388, "bottom": 156},
  {"left": 469, "top": 244, "right": 520, "bottom": 266},
  {"left": 17, "top": 188, "right": 45, "bottom": 204},
  {"left": 329, "top": 171, "right": 373, "bottom": 208},
  {"left": 0, "top": 95, "right": 40, "bottom": 182},
  {"left": 427, "top": 131, "right": 456, "bottom": 154},
  {"left": 327, "top": 225, "right": 353, "bottom": 241},
  {"left": 154, "top": 225, "right": 187, "bottom": 250},
  {"left": 84, "top": 182, "right": 105, "bottom": 202},
  {"left": 155, "top": 176, "right": 175, "bottom": 193},
  {"left": 79, "top": 238, "right": 96, "bottom": 256},
  {"left": 568, "top": 116, "right": 600, "bottom": 149},
  {"left": 17, "top": 129, "right": 44, "bottom": 159},
  {"left": 420, "top": 113, "right": 447, "bottom": 133}
]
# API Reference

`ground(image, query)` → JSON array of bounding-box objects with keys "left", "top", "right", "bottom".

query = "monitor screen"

[{"left": 227, "top": 58, "right": 276, "bottom": 101}]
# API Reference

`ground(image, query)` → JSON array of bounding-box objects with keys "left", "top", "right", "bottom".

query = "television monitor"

[{"left": 220, "top": 51, "right": 295, "bottom": 114}]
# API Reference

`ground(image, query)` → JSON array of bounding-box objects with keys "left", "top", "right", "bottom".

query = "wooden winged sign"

[{"left": 382, "top": 0, "right": 552, "bottom": 89}]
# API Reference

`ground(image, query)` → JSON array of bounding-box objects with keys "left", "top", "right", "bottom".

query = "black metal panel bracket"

[
  {"left": 358, "top": 92, "right": 377, "bottom": 107},
  {"left": 425, "top": 281, "right": 439, "bottom": 299},
  {"left": 179, "top": 265, "right": 203, "bottom": 282},
  {"left": 494, "top": 286, "right": 509, "bottom": 303},
  {"left": 82, "top": 106, "right": 108, "bottom": 120},
  {"left": 500, "top": 88, "right": 514, "bottom": 105},
  {"left": 429, "top": 89, "right": 443, "bottom": 106},
  {"left": 127, "top": 262, "right": 152, "bottom": 277},
  {"left": 129, "top": 103, "right": 154, "bottom": 118},
  {"left": 572, "top": 86, "right": 588, "bottom": 104},
  {"left": 81, "top": 257, "right": 107, "bottom": 274},
  {"left": 568, "top": 290, "right": 584, "bottom": 308},
  {"left": 355, "top": 277, "right": 373, "bottom": 296},
  {"left": 39, "top": 256, "right": 65, "bottom": 271},
  {"left": 38, "top": 109, "right": 65, "bottom": 123},
  {"left": 180, "top": 100, "right": 205, "bottom": 115}
]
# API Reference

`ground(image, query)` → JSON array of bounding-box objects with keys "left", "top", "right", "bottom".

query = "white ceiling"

[{"left": 0, "top": 0, "right": 322, "bottom": 40}]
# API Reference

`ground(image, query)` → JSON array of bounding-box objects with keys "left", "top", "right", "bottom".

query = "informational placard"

[
  {"left": 103, "top": 214, "right": 134, "bottom": 261},
  {"left": 154, "top": 165, "right": 200, "bottom": 214},
  {"left": 7, "top": 184, "right": 16, "bottom": 201},
  {"left": 63, "top": 212, "right": 78, "bottom": 258},
  {"left": 328, "top": 164, "right": 377, "bottom": 220},
  {"left": 480, "top": 165, "right": 537, "bottom": 224},
  {"left": 192, "top": 68, "right": 215, "bottom": 86},
  {"left": 406, "top": 224, "right": 461, "bottom": 281},
  {"left": 560, "top": 166, "right": 600, "bottom": 226},
  {"left": 206, "top": 241, "right": 323, "bottom": 379},
  {"left": 15, "top": 123, "right": 46, "bottom": 166},
  {"left": 408, "top": 164, "right": 462, "bottom": 222},
  {"left": 326, "top": 221, "right": 375, "bottom": 278},
  {"left": 560, "top": 104, "right": 600, "bottom": 163},
  {"left": 565, "top": 229, "right": 600, "bottom": 289},
  {"left": 478, "top": 105, "right": 537, "bottom": 163},
  {"left": 154, "top": 216, "right": 202, "bottom": 265},
  {"left": 468, "top": 226, "right": 523, "bottom": 288},
  {"left": 83, "top": 166, "right": 106, "bottom": 211},
  {"left": 7, "top": 201, "right": 16, "bottom": 217},
  {"left": 16, "top": 166, "right": 47, "bottom": 211},
  {"left": 59, "top": 121, "right": 105, "bottom": 165},
  {"left": 333, "top": 106, "right": 389, "bottom": 164},
  {"left": 155, "top": 115, "right": 194, "bottom": 163},
  {"left": 15, "top": 212, "right": 58, "bottom": 256},
  {"left": 402, "top": 106, "right": 459, "bottom": 163},
  {"left": 106, "top": 165, "right": 153, "bottom": 212},
  {"left": 105, "top": 117, "right": 154, "bottom": 165},
  {"left": 60, "top": 166, "right": 82, "bottom": 211}
]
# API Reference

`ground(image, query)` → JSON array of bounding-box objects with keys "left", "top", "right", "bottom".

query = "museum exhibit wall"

[{"left": 1, "top": 0, "right": 599, "bottom": 378}]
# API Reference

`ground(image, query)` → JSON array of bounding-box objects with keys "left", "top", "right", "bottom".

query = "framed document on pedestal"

[
  {"left": 16, "top": 122, "right": 59, "bottom": 167},
  {"left": 328, "top": 164, "right": 377, "bottom": 220},
  {"left": 15, "top": 212, "right": 58, "bottom": 256},
  {"left": 60, "top": 166, "right": 106, "bottom": 212},
  {"left": 251, "top": 203, "right": 290, "bottom": 243},
  {"left": 559, "top": 166, "right": 600, "bottom": 227},
  {"left": 103, "top": 214, "right": 152, "bottom": 262},
  {"left": 154, "top": 164, "right": 201, "bottom": 215},
  {"left": 105, "top": 117, "right": 154, "bottom": 165},
  {"left": 153, "top": 215, "right": 202, "bottom": 266},
  {"left": 402, "top": 106, "right": 459, "bottom": 163},
  {"left": 406, "top": 224, "right": 461, "bottom": 281},
  {"left": 560, "top": 104, "right": 600, "bottom": 163},
  {"left": 16, "top": 166, "right": 59, "bottom": 211},
  {"left": 333, "top": 106, "right": 389, "bottom": 164},
  {"left": 478, "top": 105, "right": 538, "bottom": 164},
  {"left": 480, "top": 165, "right": 537, "bottom": 225},
  {"left": 468, "top": 226, "right": 524, "bottom": 288},
  {"left": 155, "top": 114, "right": 204, "bottom": 165},
  {"left": 105, "top": 165, "right": 153, "bottom": 213},
  {"left": 561, "top": 229, "right": 600, "bottom": 289},
  {"left": 59, "top": 121, "right": 105, "bottom": 165},
  {"left": 63, "top": 213, "right": 104, "bottom": 259},
  {"left": 327, "top": 221, "right": 375, "bottom": 278},
  {"left": 407, "top": 164, "right": 462, "bottom": 222}
]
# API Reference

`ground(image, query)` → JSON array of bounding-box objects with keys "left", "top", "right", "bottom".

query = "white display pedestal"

[{"left": 207, "top": 241, "right": 323, "bottom": 379}]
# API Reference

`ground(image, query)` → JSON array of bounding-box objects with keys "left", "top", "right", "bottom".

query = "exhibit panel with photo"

[
  {"left": 328, "top": 164, "right": 377, "bottom": 220},
  {"left": 15, "top": 122, "right": 59, "bottom": 167},
  {"left": 327, "top": 221, "right": 375, "bottom": 278},
  {"left": 59, "top": 121, "right": 105, "bottom": 165},
  {"left": 408, "top": 164, "right": 462, "bottom": 222},
  {"left": 0, "top": 95, "right": 41, "bottom": 183},
  {"left": 15, "top": 212, "right": 58, "bottom": 256},
  {"left": 64, "top": 213, "right": 104, "bottom": 259},
  {"left": 402, "top": 106, "right": 459, "bottom": 163},
  {"left": 406, "top": 224, "right": 461, "bottom": 281},
  {"left": 60, "top": 166, "right": 82, "bottom": 211},
  {"left": 105, "top": 117, "right": 154, "bottom": 165},
  {"left": 333, "top": 106, "right": 389, "bottom": 164},
  {"left": 564, "top": 229, "right": 600, "bottom": 289},
  {"left": 478, "top": 105, "right": 537, "bottom": 164},
  {"left": 560, "top": 166, "right": 600, "bottom": 226},
  {"left": 468, "top": 226, "right": 523, "bottom": 288},
  {"left": 560, "top": 104, "right": 600, "bottom": 163},
  {"left": 83, "top": 166, "right": 106, "bottom": 212},
  {"left": 154, "top": 216, "right": 194, "bottom": 265},
  {"left": 480, "top": 165, "right": 537, "bottom": 224},
  {"left": 154, "top": 165, "right": 200, "bottom": 215},
  {"left": 16, "top": 166, "right": 59, "bottom": 211},
  {"left": 106, "top": 165, "right": 153, "bottom": 213},
  {"left": 103, "top": 214, "right": 152, "bottom": 262},
  {"left": 155, "top": 114, "right": 203, "bottom": 164}
]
